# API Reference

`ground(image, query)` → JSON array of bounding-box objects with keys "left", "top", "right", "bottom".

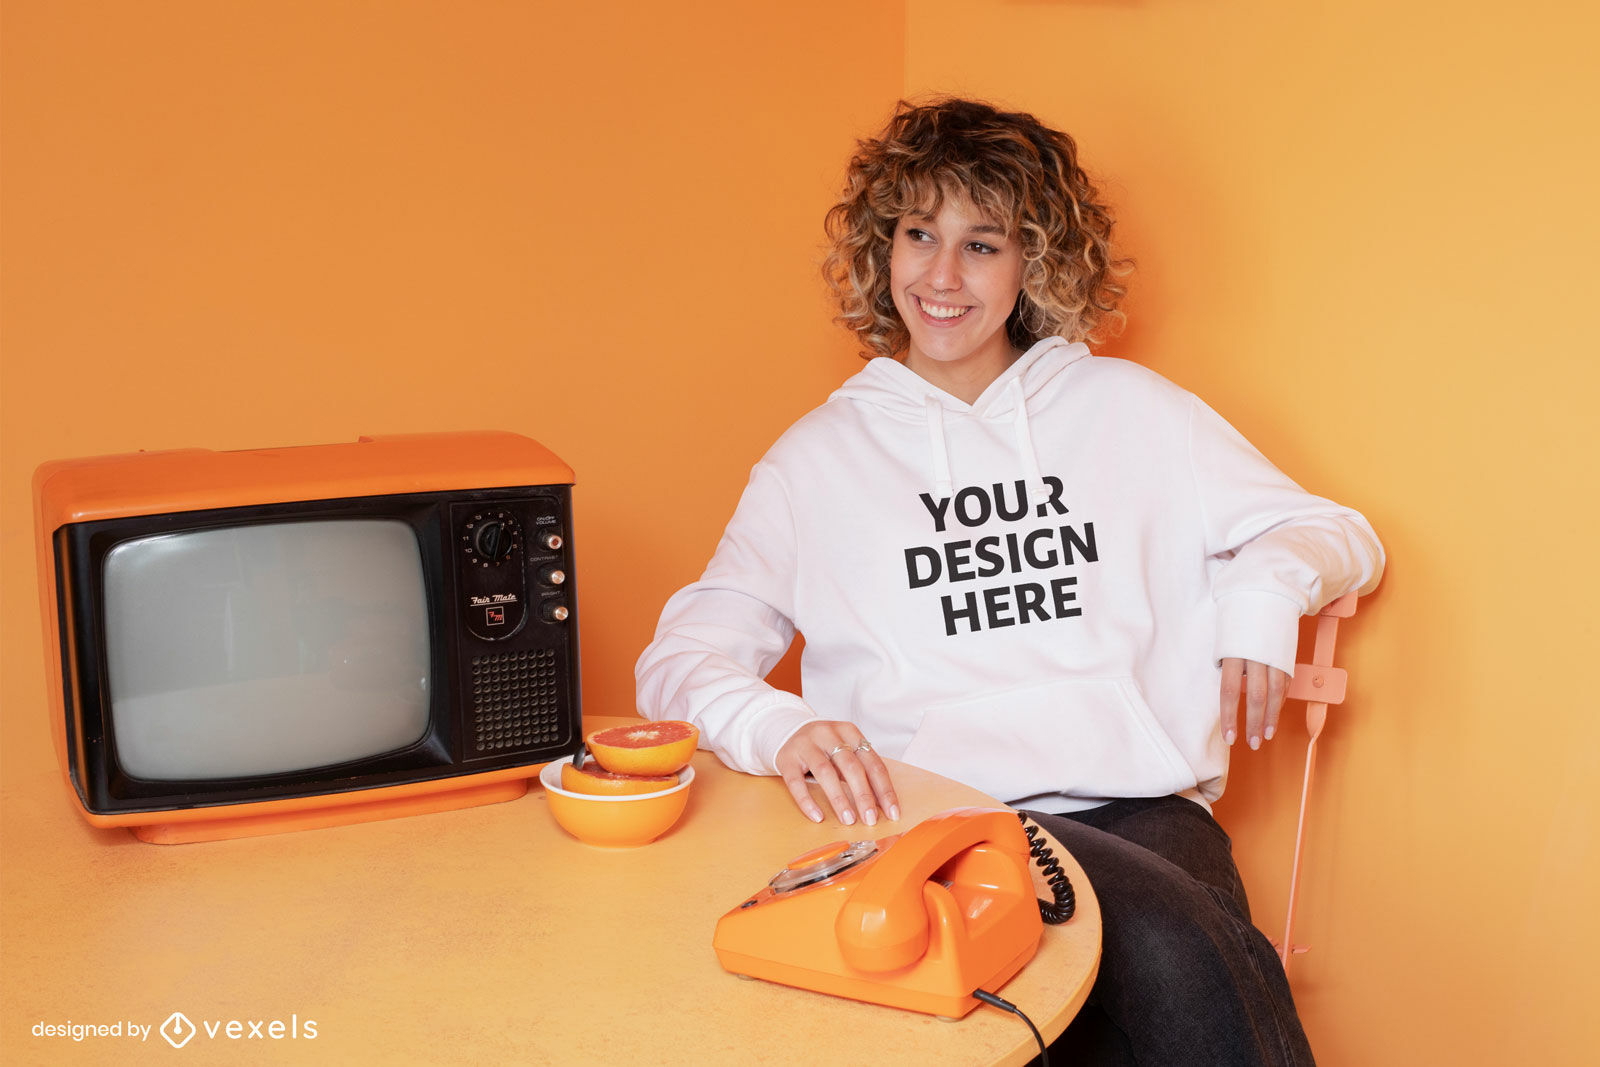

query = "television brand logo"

[
  {"left": 159, "top": 1012, "right": 196, "bottom": 1049},
  {"left": 159, "top": 1010, "right": 317, "bottom": 1048}
]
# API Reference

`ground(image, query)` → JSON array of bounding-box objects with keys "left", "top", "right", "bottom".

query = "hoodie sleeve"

[
  {"left": 1188, "top": 396, "right": 1386, "bottom": 675},
  {"left": 634, "top": 460, "right": 817, "bottom": 776}
]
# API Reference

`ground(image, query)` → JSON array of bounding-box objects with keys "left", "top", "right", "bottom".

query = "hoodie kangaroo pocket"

[{"left": 899, "top": 677, "right": 1198, "bottom": 804}]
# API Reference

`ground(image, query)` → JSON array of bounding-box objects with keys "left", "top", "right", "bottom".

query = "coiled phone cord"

[
  {"left": 971, "top": 813, "right": 1079, "bottom": 1067},
  {"left": 1018, "top": 811, "right": 1076, "bottom": 925}
]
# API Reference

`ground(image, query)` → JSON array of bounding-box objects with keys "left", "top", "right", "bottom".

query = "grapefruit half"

[
  {"left": 586, "top": 720, "right": 699, "bottom": 776},
  {"left": 560, "top": 760, "right": 679, "bottom": 796}
]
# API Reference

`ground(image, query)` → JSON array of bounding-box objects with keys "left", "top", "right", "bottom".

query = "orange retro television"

[{"left": 33, "top": 431, "right": 581, "bottom": 843}]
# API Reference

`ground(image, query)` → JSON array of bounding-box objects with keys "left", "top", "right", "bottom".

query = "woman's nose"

[{"left": 928, "top": 246, "right": 962, "bottom": 292}]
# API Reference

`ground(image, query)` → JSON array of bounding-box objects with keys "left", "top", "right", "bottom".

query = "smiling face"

[{"left": 889, "top": 194, "right": 1026, "bottom": 402}]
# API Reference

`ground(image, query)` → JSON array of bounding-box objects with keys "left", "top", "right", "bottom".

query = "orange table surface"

[{"left": 0, "top": 717, "right": 1100, "bottom": 1065}]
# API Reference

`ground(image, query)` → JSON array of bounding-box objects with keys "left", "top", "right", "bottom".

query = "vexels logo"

[
  {"left": 158, "top": 1009, "right": 317, "bottom": 1048},
  {"left": 159, "top": 1013, "right": 196, "bottom": 1050}
]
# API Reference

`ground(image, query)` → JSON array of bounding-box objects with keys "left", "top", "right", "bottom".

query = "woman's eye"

[
  {"left": 967, "top": 242, "right": 998, "bottom": 255},
  {"left": 905, "top": 228, "right": 932, "bottom": 242}
]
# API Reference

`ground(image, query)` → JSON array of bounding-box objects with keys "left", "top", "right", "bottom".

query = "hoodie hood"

[{"left": 829, "top": 336, "right": 1091, "bottom": 497}]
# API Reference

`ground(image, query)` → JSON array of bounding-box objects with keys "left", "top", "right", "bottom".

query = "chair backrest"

[{"left": 1277, "top": 591, "right": 1360, "bottom": 973}]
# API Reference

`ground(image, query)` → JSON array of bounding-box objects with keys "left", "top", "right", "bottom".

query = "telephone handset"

[{"left": 713, "top": 807, "right": 1076, "bottom": 1019}]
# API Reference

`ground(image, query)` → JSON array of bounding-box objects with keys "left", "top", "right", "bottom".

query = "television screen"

[{"left": 101, "top": 519, "right": 431, "bottom": 781}]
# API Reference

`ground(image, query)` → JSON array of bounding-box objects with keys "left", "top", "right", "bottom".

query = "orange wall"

[
  {"left": 905, "top": 0, "right": 1600, "bottom": 1063},
  {"left": 1, "top": 2, "right": 901, "bottom": 750}
]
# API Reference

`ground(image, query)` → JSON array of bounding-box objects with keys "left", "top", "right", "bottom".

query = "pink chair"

[{"left": 1276, "top": 591, "right": 1361, "bottom": 973}]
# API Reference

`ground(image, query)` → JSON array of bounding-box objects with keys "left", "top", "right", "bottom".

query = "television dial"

[{"left": 463, "top": 511, "right": 521, "bottom": 567}]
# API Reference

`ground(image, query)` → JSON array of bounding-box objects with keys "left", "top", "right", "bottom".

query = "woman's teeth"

[{"left": 918, "top": 298, "right": 969, "bottom": 320}]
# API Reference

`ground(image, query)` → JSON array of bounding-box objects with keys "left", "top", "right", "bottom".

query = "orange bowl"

[{"left": 539, "top": 757, "right": 694, "bottom": 847}]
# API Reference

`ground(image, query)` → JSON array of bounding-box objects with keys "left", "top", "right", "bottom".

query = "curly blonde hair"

[{"left": 823, "top": 98, "right": 1129, "bottom": 358}]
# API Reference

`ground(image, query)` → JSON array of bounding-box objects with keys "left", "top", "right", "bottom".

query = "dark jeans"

[{"left": 1023, "top": 797, "right": 1315, "bottom": 1067}]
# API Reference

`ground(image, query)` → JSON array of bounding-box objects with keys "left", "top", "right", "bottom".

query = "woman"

[{"left": 636, "top": 97, "right": 1382, "bottom": 1065}]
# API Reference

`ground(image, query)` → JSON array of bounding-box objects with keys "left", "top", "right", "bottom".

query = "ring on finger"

[
  {"left": 854, "top": 741, "right": 873, "bottom": 753},
  {"left": 826, "top": 744, "right": 850, "bottom": 759}
]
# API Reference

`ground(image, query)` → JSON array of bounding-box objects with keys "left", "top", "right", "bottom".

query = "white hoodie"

[{"left": 636, "top": 338, "right": 1384, "bottom": 813}]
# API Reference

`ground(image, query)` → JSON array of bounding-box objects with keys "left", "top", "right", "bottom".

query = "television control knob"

[
  {"left": 538, "top": 530, "right": 564, "bottom": 551},
  {"left": 464, "top": 512, "right": 521, "bottom": 566},
  {"left": 538, "top": 565, "right": 566, "bottom": 586},
  {"left": 542, "top": 601, "right": 570, "bottom": 623}
]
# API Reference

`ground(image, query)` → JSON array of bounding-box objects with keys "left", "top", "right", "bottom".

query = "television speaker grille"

[{"left": 469, "top": 649, "right": 565, "bottom": 754}]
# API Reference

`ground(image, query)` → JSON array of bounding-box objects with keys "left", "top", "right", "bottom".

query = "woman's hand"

[
  {"left": 1220, "top": 658, "right": 1290, "bottom": 750},
  {"left": 774, "top": 720, "right": 900, "bottom": 827}
]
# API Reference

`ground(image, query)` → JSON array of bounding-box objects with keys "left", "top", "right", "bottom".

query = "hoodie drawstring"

[
  {"left": 1009, "top": 379, "right": 1048, "bottom": 501},
  {"left": 925, "top": 395, "right": 953, "bottom": 498},
  {"left": 925, "top": 382, "right": 1046, "bottom": 502}
]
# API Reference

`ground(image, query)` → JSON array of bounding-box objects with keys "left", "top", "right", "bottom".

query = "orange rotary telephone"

[{"left": 713, "top": 807, "right": 1073, "bottom": 1018}]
